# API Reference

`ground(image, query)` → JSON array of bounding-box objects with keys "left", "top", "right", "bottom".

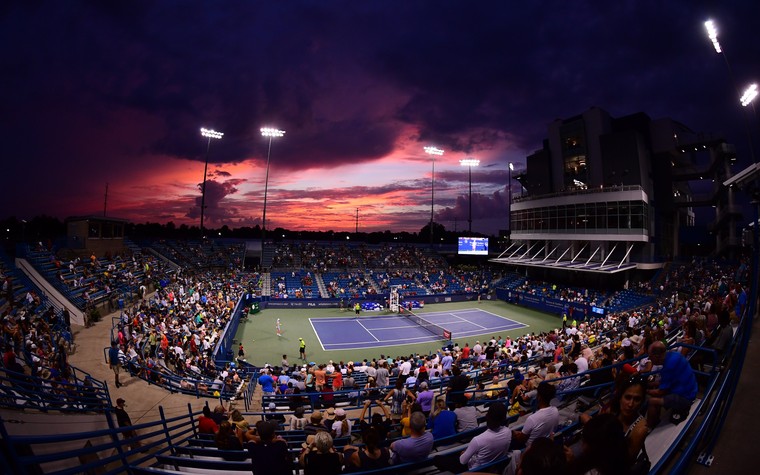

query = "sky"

[{"left": 2, "top": 1, "right": 759, "bottom": 236}]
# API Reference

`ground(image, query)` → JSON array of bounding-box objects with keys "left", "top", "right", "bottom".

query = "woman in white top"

[{"left": 331, "top": 408, "right": 352, "bottom": 438}]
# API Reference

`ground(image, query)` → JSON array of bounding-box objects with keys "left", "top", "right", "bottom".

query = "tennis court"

[{"left": 311, "top": 308, "right": 528, "bottom": 351}]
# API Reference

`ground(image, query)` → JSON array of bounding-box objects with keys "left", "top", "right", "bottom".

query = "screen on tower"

[{"left": 458, "top": 237, "right": 489, "bottom": 255}]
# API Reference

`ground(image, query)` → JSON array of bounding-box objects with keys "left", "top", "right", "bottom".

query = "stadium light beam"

[
  {"left": 199, "top": 127, "right": 224, "bottom": 238},
  {"left": 260, "top": 127, "right": 286, "bottom": 244},
  {"left": 424, "top": 146, "right": 444, "bottom": 246},
  {"left": 460, "top": 158, "right": 480, "bottom": 233},
  {"left": 740, "top": 83, "right": 758, "bottom": 107},
  {"left": 704, "top": 19, "right": 757, "bottom": 164},
  {"left": 704, "top": 20, "right": 722, "bottom": 53}
]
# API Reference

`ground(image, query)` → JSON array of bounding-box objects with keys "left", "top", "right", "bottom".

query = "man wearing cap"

[
  {"left": 299, "top": 338, "right": 306, "bottom": 361},
  {"left": 266, "top": 402, "right": 286, "bottom": 425},
  {"left": 303, "top": 411, "right": 326, "bottom": 436}
]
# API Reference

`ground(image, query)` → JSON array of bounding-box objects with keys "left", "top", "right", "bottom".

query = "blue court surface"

[{"left": 310, "top": 308, "right": 528, "bottom": 351}]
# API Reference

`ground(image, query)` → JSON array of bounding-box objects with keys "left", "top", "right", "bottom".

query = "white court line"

[
  {"left": 450, "top": 313, "right": 488, "bottom": 330},
  {"left": 308, "top": 318, "right": 327, "bottom": 352},
  {"left": 323, "top": 333, "right": 445, "bottom": 349},
  {"left": 316, "top": 315, "right": 407, "bottom": 324},
  {"left": 355, "top": 319, "right": 380, "bottom": 342}
]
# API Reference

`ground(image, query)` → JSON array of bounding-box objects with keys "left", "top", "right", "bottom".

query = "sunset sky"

[{"left": 2, "top": 1, "right": 759, "bottom": 235}]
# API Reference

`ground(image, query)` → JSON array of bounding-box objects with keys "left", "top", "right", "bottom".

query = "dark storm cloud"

[
  {"left": 186, "top": 179, "right": 242, "bottom": 223},
  {"left": 2, "top": 0, "right": 759, "bottom": 228}
]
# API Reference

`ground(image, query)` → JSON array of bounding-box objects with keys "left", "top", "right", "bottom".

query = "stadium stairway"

[{"left": 316, "top": 273, "right": 329, "bottom": 298}]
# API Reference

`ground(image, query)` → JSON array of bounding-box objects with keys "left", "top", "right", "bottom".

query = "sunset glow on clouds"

[{"left": 2, "top": 2, "right": 758, "bottom": 235}]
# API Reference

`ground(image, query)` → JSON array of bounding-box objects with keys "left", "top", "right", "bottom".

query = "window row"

[{"left": 511, "top": 201, "right": 649, "bottom": 232}]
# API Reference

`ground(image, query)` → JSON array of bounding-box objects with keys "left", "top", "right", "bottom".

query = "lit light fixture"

[
  {"left": 704, "top": 20, "right": 721, "bottom": 53},
  {"left": 460, "top": 158, "right": 480, "bottom": 233},
  {"left": 260, "top": 127, "right": 286, "bottom": 243},
  {"left": 424, "top": 146, "right": 444, "bottom": 156},
  {"left": 260, "top": 127, "right": 285, "bottom": 137},
  {"left": 740, "top": 83, "right": 758, "bottom": 107},
  {"left": 199, "top": 127, "right": 224, "bottom": 238},
  {"left": 201, "top": 127, "right": 224, "bottom": 139},
  {"left": 425, "top": 146, "right": 444, "bottom": 247}
]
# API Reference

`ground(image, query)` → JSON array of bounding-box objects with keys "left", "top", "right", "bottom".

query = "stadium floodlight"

[
  {"left": 199, "top": 127, "right": 224, "bottom": 238},
  {"left": 260, "top": 127, "right": 286, "bottom": 243},
  {"left": 260, "top": 127, "right": 285, "bottom": 138},
  {"left": 740, "top": 83, "right": 758, "bottom": 107},
  {"left": 460, "top": 158, "right": 480, "bottom": 233},
  {"left": 424, "top": 146, "right": 444, "bottom": 247},
  {"left": 704, "top": 20, "right": 722, "bottom": 53}
]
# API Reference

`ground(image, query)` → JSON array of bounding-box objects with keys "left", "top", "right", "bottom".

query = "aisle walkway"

[
  {"left": 690, "top": 311, "right": 759, "bottom": 473},
  {"left": 67, "top": 306, "right": 230, "bottom": 427}
]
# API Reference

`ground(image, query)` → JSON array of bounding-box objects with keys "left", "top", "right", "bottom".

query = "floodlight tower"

[
  {"left": 424, "top": 146, "right": 444, "bottom": 246},
  {"left": 459, "top": 158, "right": 480, "bottom": 233},
  {"left": 199, "top": 127, "right": 224, "bottom": 238},
  {"left": 260, "top": 127, "right": 285, "bottom": 243},
  {"left": 704, "top": 19, "right": 756, "bottom": 162},
  {"left": 508, "top": 162, "right": 514, "bottom": 238}
]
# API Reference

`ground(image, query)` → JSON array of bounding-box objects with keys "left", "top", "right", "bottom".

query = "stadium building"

[{"left": 493, "top": 106, "right": 740, "bottom": 276}]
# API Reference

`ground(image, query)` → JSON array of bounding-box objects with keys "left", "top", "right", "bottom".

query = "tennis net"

[{"left": 400, "top": 307, "right": 452, "bottom": 342}]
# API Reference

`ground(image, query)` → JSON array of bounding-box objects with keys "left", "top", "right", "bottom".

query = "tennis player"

[{"left": 276, "top": 318, "right": 283, "bottom": 337}]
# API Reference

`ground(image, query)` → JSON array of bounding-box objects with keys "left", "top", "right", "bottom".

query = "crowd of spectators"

[{"left": 109, "top": 268, "right": 260, "bottom": 396}]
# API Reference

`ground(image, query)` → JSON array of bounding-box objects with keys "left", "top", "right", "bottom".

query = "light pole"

[
  {"left": 260, "top": 127, "right": 285, "bottom": 244},
  {"left": 424, "top": 146, "right": 444, "bottom": 246},
  {"left": 508, "top": 162, "right": 514, "bottom": 239},
  {"left": 460, "top": 158, "right": 479, "bottom": 233},
  {"left": 199, "top": 127, "right": 223, "bottom": 238}
]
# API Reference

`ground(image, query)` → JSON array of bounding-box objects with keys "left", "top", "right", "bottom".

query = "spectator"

[
  {"left": 299, "top": 431, "right": 343, "bottom": 475},
  {"left": 416, "top": 381, "right": 434, "bottom": 416},
  {"left": 287, "top": 406, "right": 307, "bottom": 431},
  {"left": 517, "top": 437, "right": 567, "bottom": 475},
  {"left": 513, "top": 382, "right": 559, "bottom": 448},
  {"left": 383, "top": 378, "right": 411, "bottom": 423},
  {"left": 428, "top": 397, "right": 457, "bottom": 440},
  {"left": 240, "top": 420, "right": 292, "bottom": 475},
  {"left": 453, "top": 399, "right": 479, "bottom": 432},
  {"left": 567, "top": 413, "right": 629, "bottom": 475},
  {"left": 304, "top": 411, "right": 326, "bottom": 435},
  {"left": 457, "top": 401, "right": 511, "bottom": 470},
  {"left": 605, "top": 374, "right": 649, "bottom": 464},
  {"left": 108, "top": 341, "right": 122, "bottom": 388},
  {"left": 646, "top": 341, "right": 697, "bottom": 427},
  {"left": 113, "top": 398, "right": 144, "bottom": 451},
  {"left": 215, "top": 420, "right": 243, "bottom": 451},
  {"left": 447, "top": 365, "right": 470, "bottom": 407},
  {"left": 331, "top": 408, "right": 352, "bottom": 439},
  {"left": 229, "top": 409, "right": 250, "bottom": 433},
  {"left": 357, "top": 400, "right": 392, "bottom": 443},
  {"left": 390, "top": 411, "right": 433, "bottom": 464},
  {"left": 211, "top": 404, "right": 228, "bottom": 425},
  {"left": 197, "top": 405, "right": 219, "bottom": 434},
  {"left": 343, "top": 427, "right": 391, "bottom": 471},
  {"left": 259, "top": 369, "right": 275, "bottom": 398}
]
